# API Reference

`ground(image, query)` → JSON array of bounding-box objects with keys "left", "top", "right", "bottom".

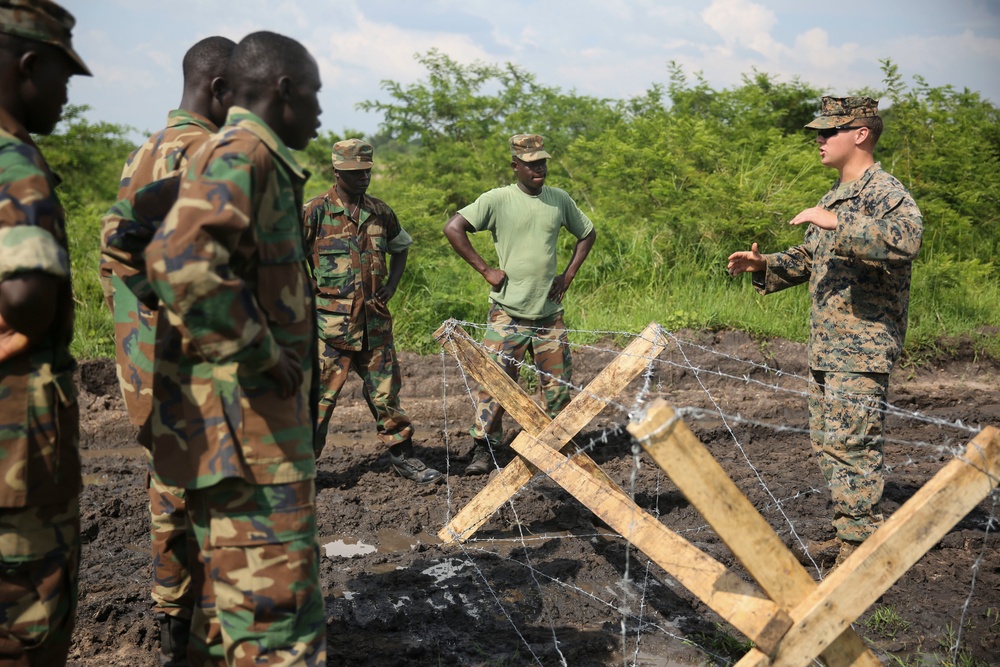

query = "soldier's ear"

[
  {"left": 17, "top": 48, "right": 40, "bottom": 79},
  {"left": 278, "top": 75, "right": 293, "bottom": 100}
]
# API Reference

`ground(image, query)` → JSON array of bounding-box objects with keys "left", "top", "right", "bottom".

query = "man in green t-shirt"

[{"left": 443, "top": 134, "right": 597, "bottom": 475}]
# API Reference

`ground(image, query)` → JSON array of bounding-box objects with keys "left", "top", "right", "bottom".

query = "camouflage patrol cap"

[
  {"left": 0, "top": 0, "right": 91, "bottom": 76},
  {"left": 331, "top": 138, "right": 373, "bottom": 170},
  {"left": 510, "top": 134, "right": 551, "bottom": 161},
  {"left": 804, "top": 96, "right": 879, "bottom": 129}
]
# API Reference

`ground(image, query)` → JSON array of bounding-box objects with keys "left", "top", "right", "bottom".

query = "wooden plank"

[
  {"left": 629, "top": 400, "right": 880, "bottom": 666},
  {"left": 434, "top": 321, "right": 550, "bottom": 434},
  {"left": 508, "top": 431, "right": 793, "bottom": 655},
  {"left": 436, "top": 321, "right": 666, "bottom": 543},
  {"left": 759, "top": 426, "right": 1000, "bottom": 667}
]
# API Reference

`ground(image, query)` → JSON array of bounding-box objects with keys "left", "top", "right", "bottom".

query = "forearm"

[
  {"left": 386, "top": 248, "right": 408, "bottom": 290},
  {"left": 444, "top": 216, "right": 490, "bottom": 276},
  {"left": 562, "top": 230, "right": 596, "bottom": 281}
]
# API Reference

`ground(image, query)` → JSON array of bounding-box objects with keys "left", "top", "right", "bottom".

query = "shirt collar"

[
  {"left": 223, "top": 106, "right": 308, "bottom": 181},
  {"left": 0, "top": 106, "right": 39, "bottom": 149},
  {"left": 165, "top": 108, "right": 218, "bottom": 133}
]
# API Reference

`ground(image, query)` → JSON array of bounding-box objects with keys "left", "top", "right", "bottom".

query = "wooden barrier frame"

[
  {"left": 628, "top": 401, "right": 1000, "bottom": 666},
  {"left": 436, "top": 319, "right": 1000, "bottom": 664}
]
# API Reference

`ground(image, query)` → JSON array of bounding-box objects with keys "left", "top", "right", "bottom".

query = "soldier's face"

[
  {"left": 280, "top": 55, "right": 322, "bottom": 151},
  {"left": 335, "top": 169, "right": 371, "bottom": 198},
  {"left": 816, "top": 126, "right": 862, "bottom": 169},
  {"left": 22, "top": 45, "right": 75, "bottom": 135},
  {"left": 512, "top": 157, "right": 547, "bottom": 194}
]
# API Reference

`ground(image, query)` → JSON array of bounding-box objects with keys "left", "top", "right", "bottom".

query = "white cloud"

[{"left": 701, "top": 0, "right": 782, "bottom": 58}]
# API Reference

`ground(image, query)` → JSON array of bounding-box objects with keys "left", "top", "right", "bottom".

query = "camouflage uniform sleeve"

[
  {"left": 831, "top": 181, "right": 922, "bottom": 263},
  {"left": 145, "top": 147, "right": 281, "bottom": 374},
  {"left": 381, "top": 203, "right": 412, "bottom": 254},
  {"left": 100, "top": 175, "right": 181, "bottom": 308},
  {"left": 302, "top": 196, "right": 324, "bottom": 254},
  {"left": 756, "top": 235, "right": 813, "bottom": 295},
  {"left": 0, "top": 150, "right": 69, "bottom": 280}
]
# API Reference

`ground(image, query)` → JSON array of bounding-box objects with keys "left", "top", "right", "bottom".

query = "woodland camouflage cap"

[
  {"left": 509, "top": 134, "right": 551, "bottom": 161},
  {"left": 331, "top": 138, "right": 374, "bottom": 170},
  {"left": 0, "top": 0, "right": 90, "bottom": 75},
  {"left": 804, "top": 96, "right": 879, "bottom": 129}
]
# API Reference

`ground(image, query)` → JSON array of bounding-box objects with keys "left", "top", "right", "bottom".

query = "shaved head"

[
  {"left": 227, "top": 31, "right": 314, "bottom": 104},
  {"left": 182, "top": 36, "right": 235, "bottom": 85}
]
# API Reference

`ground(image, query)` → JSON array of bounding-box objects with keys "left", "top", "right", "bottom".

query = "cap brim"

[
  {"left": 333, "top": 160, "right": 373, "bottom": 170},
  {"left": 48, "top": 41, "right": 91, "bottom": 76},
  {"left": 515, "top": 150, "right": 551, "bottom": 162},
  {"left": 66, "top": 47, "right": 91, "bottom": 76},
  {"left": 804, "top": 115, "right": 853, "bottom": 130}
]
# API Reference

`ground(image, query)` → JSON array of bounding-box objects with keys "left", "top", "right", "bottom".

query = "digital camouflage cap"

[
  {"left": 804, "top": 96, "right": 879, "bottom": 130},
  {"left": 0, "top": 0, "right": 90, "bottom": 75},
  {"left": 331, "top": 138, "right": 373, "bottom": 171},
  {"left": 509, "top": 134, "right": 551, "bottom": 161}
]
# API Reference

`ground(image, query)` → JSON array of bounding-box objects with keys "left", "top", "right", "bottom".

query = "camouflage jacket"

[
  {"left": 145, "top": 107, "right": 317, "bottom": 489},
  {"left": 303, "top": 189, "right": 412, "bottom": 351},
  {"left": 99, "top": 109, "right": 217, "bottom": 431},
  {"left": 0, "top": 107, "right": 80, "bottom": 507},
  {"left": 755, "top": 163, "right": 923, "bottom": 373}
]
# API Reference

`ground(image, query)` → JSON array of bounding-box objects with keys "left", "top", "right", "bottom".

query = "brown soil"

[{"left": 68, "top": 331, "right": 1000, "bottom": 666}]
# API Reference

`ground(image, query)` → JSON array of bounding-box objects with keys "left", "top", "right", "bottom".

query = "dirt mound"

[{"left": 68, "top": 332, "right": 1000, "bottom": 666}]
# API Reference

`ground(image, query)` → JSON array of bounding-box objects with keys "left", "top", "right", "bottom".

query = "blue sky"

[{"left": 64, "top": 0, "right": 1000, "bottom": 141}]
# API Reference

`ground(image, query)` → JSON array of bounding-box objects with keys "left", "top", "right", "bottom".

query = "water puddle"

[
  {"left": 321, "top": 538, "right": 377, "bottom": 559},
  {"left": 82, "top": 473, "right": 113, "bottom": 487},
  {"left": 81, "top": 445, "right": 145, "bottom": 460},
  {"left": 318, "top": 529, "right": 441, "bottom": 560}
]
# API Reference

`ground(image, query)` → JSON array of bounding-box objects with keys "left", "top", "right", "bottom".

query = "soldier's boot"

[
  {"left": 833, "top": 539, "right": 861, "bottom": 568},
  {"left": 389, "top": 441, "right": 443, "bottom": 485},
  {"left": 156, "top": 612, "right": 190, "bottom": 667},
  {"left": 464, "top": 438, "right": 493, "bottom": 476},
  {"left": 799, "top": 537, "right": 841, "bottom": 566}
]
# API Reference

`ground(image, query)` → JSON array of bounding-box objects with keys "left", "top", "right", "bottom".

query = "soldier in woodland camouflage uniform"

[
  {"left": 144, "top": 32, "right": 326, "bottom": 666},
  {"left": 728, "top": 97, "right": 923, "bottom": 566},
  {"left": 444, "top": 134, "right": 597, "bottom": 475},
  {"left": 303, "top": 139, "right": 442, "bottom": 484},
  {"left": 99, "top": 36, "right": 235, "bottom": 667},
  {"left": 0, "top": 1, "right": 89, "bottom": 664}
]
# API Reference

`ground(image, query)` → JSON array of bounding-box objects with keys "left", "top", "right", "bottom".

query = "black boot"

[
  {"left": 156, "top": 612, "right": 190, "bottom": 667},
  {"left": 389, "top": 442, "right": 444, "bottom": 485},
  {"left": 464, "top": 438, "right": 493, "bottom": 476}
]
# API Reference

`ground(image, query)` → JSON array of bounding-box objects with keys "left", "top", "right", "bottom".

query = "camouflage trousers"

[
  {"left": 186, "top": 478, "right": 326, "bottom": 667},
  {"left": 146, "top": 465, "right": 195, "bottom": 620},
  {"left": 314, "top": 338, "right": 412, "bottom": 458},
  {"left": 808, "top": 370, "right": 889, "bottom": 543},
  {"left": 0, "top": 497, "right": 80, "bottom": 667},
  {"left": 471, "top": 304, "right": 572, "bottom": 443}
]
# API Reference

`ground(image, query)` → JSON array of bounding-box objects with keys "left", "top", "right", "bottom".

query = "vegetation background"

[{"left": 49, "top": 54, "right": 1000, "bottom": 361}]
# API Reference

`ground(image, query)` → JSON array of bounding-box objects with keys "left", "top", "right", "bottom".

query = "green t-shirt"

[{"left": 459, "top": 183, "right": 594, "bottom": 318}]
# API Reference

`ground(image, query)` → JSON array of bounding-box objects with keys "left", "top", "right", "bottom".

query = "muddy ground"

[{"left": 68, "top": 329, "right": 1000, "bottom": 666}]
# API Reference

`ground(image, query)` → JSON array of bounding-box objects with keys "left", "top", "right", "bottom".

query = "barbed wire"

[{"left": 433, "top": 319, "right": 999, "bottom": 666}]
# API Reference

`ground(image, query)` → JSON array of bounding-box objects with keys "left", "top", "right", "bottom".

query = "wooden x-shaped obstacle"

[{"left": 435, "top": 319, "right": 1000, "bottom": 665}]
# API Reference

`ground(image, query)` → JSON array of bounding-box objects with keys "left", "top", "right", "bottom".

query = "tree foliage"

[{"left": 54, "top": 55, "right": 1000, "bottom": 359}]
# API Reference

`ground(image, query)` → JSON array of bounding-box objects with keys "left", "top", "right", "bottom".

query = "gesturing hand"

[{"left": 727, "top": 243, "right": 766, "bottom": 277}]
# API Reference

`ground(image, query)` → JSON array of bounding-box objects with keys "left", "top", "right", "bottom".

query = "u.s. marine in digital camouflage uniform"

[
  {"left": 99, "top": 36, "right": 234, "bottom": 666},
  {"left": 0, "top": 1, "right": 90, "bottom": 664},
  {"left": 144, "top": 31, "right": 326, "bottom": 667},
  {"left": 728, "top": 97, "right": 923, "bottom": 566},
  {"left": 303, "top": 138, "right": 442, "bottom": 485}
]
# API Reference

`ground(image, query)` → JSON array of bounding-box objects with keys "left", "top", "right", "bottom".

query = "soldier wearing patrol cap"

[
  {"left": 0, "top": 0, "right": 90, "bottom": 664},
  {"left": 444, "top": 134, "right": 597, "bottom": 475},
  {"left": 303, "top": 138, "right": 443, "bottom": 485},
  {"left": 728, "top": 96, "right": 923, "bottom": 568}
]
